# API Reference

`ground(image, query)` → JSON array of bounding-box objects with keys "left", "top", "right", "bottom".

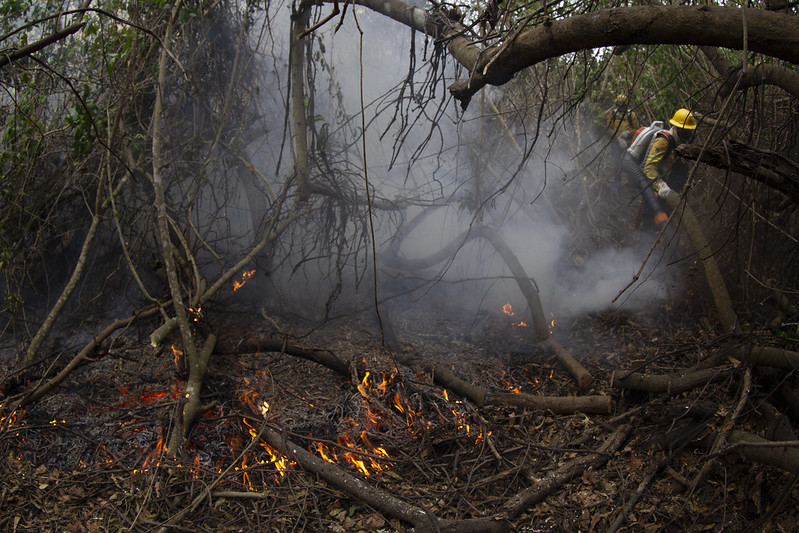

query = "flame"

[
  {"left": 501, "top": 368, "right": 522, "bottom": 394},
  {"left": 502, "top": 303, "right": 529, "bottom": 329},
  {"left": 316, "top": 442, "right": 338, "bottom": 463},
  {"left": 233, "top": 269, "right": 256, "bottom": 291},
  {"left": 357, "top": 371, "right": 371, "bottom": 398},
  {"left": 171, "top": 344, "right": 183, "bottom": 367}
]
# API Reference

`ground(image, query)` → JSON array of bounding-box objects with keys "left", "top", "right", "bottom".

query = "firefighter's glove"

[{"left": 655, "top": 181, "right": 671, "bottom": 198}]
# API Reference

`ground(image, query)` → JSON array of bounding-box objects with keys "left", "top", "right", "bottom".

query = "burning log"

[
  {"left": 433, "top": 365, "right": 487, "bottom": 406},
  {"left": 434, "top": 365, "right": 612, "bottom": 414},
  {"left": 260, "top": 425, "right": 438, "bottom": 530},
  {"left": 475, "top": 226, "right": 595, "bottom": 389},
  {"left": 611, "top": 364, "right": 735, "bottom": 395}
]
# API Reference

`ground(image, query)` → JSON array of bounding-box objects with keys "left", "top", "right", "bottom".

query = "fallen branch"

[
  {"left": 610, "top": 364, "right": 734, "bottom": 395},
  {"left": 719, "top": 430, "right": 799, "bottom": 473},
  {"left": 260, "top": 425, "right": 438, "bottom": 530},
  {"left": 214, "top": 337, "right": 353, "bottom": 377},
  {"left": 662, "top": 189, "right": 738, "bottom": 334},
  {"left": 542, "top": 337, "right": 593, "bottom": 389},
  {"left": 18, "top": 307, "right": 161, "bottom": 408},
  {"left": 433, "top": 364, "right": 488, "bottom": 406},
  {"left": 489, "top": 392, "right": 612, "bottom": 414},
  {"left": 688, "top": 368, "right": 751, "bottom": 495},
  {"left": 433, "top": 365, "right": 611, "bottom": 414},
  {"left": 502, "top": 424, "right": 632, "bottom": 519},
  {"left": 731, "top": 345, "right": 799, "bottom": 371}
]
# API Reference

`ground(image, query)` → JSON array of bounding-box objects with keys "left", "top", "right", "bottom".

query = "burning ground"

[{"left": 2, "top": 277, "right": 799, "bottom": 532}]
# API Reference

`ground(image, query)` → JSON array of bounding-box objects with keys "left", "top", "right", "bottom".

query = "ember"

[{"left": 233, "top": 269, "right": 256, "bottom": 291}]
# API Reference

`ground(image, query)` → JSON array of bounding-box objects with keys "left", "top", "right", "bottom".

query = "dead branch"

[
  {"left": 502, "top": 424, "right": 633, "bottom": 519},
  {"left": 688, "top": 368, "right": 751, "bottom": 495},
  {"left": 260, "top": 425, "right": 438, "bottom": 530},
  {"left": 731, "top": 345, "right": 799, "bottom": 371},
  {"left": 18, "top": 307, "right": 161, "bottom": 408},
  {"left": 662, "top": 189, "right": 739, "bottom": 333},
  {"left": 489, "top": 392, "right": 612, "bottom": 414},
  {"left": 214, "top": 337, "right": 353, "bottom": 377},
  {"left": 433, "top": 365, "right": 611, "bottom": 414},
  {"left": 433, "top": 364, "right": 488, "bottom": 406},
  {"left": 677, "top": 142, "right": 799, "bottom": 204},
  {"left": 610, "top": 364, "right": 735, "bottom": 396},
  {"left": 542, "top": 337, "right": 593, "bottom": 389},
  {"left": 475, "top": 225, "right": 549, "bottom": 341}
]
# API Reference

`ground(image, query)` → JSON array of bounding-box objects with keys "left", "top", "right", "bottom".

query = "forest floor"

[{"left": 2, "top": 268, "right": 798, "bottom": 533}]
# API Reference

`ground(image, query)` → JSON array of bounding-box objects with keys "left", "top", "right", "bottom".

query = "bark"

[
  {"left": 662, "top": 189, "right": 739, "bottom": 333},
  {"left": 0, "top": 21, "right": 85, "bottom": 69},
  {"left": 723, "top": 430, "right": 799, "bottom": 473},
  {"left": 260, "top": 425, "right": 438, "bottom": 530},
  {"left": 290, "top": 6, "right": 312, "bottom": 202},
  {"left": 677, "top": 143, "right": 799, "bottom": 205},
  {"left": 542, "top": 337, "right": 593, "bottom": 389},
  {"left": 700, "top": 46, "right": 799, "bottom": 100},
  {"left": 490, "top": 392, "right": 612, "bottom": 414},
  {"left": 611, "top": 364, "right": 735, "bottom": 396},
  {"left": 18, "top": 307, "right": 160, "bottom": 408},
  {"left": 214, "top": 337, "right": 353, "bottom": 377},
  {"left": 730, "top": 345, "right": 799, "bottom": 371},
  {"left": 502, "top": 424, "right": 633, "bottom": 520},
  {"left": 433, "top": 365, "right": 611, "bottom": 414}
]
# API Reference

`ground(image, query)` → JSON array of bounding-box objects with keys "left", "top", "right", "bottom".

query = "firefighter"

[
  {"left": 622, "top": 108, "right": 696, "bottom": 229},
  {"left": 605, "top": 94, "right": 640, "bottom": 148},
  {"left": 644, "top": 108, "right": 695, "bottom": 200}
]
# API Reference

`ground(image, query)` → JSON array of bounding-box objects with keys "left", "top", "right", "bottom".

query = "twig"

[{"left": 687, "top": 367, "right": 751, "bottom": 495}]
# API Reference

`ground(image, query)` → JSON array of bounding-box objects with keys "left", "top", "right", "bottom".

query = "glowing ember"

[
  {"left": 141, "top": 391, "right": 168, "bottom": 403},
  {"left": 233, "top": 269, "right": 256, "bottom": 291}
]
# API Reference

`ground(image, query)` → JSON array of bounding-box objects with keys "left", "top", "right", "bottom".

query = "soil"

[{"left": 2, "top": 275, "right": 798, "bottom": 532}]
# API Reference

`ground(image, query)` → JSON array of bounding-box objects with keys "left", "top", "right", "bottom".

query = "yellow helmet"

[
  {"left": 615, "top": 94, "right": 628, "bottom": 107},
  {"left": 669, "top": 108, "right": 696, "bottom": 130}
]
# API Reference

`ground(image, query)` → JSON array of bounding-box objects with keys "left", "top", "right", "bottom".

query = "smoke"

[{"left": 250, "top": 5, "right": 685, "bottom": 325}]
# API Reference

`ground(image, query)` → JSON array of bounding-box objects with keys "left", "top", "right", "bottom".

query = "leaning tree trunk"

[{"left": 150, "top": 0, "right": 213, "bottom": 454}]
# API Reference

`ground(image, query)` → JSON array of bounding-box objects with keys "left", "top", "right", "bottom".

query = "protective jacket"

[
  {"left": 605, "top": 107, "right": 640, "bottom": 140},
  {"left": 643, "top": 131, "right": 677, "bottom": 184}
]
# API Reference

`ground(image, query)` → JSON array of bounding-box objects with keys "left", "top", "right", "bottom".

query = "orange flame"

[
  {"left": 233, "top": 270, "right": 256, "bottom": 291},
  {"left": 171, "top": 344, "right": 183, "bottom": 368},
  {"left": 502, "top": 302, "right": 514, "bottom": 316},
  {"left": 357, "top": 371, "right": 371, "bottom": 398}
]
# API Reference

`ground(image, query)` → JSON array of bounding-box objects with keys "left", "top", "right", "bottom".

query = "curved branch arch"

[{"left": 349, "top": 1, "right": 799, "bottom": 107}]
